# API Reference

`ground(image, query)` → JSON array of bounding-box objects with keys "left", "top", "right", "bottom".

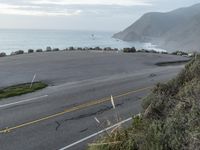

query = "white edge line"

[
  {"left": 0, "top": 95, "right": 48, "bottom": 108},
  {"left": 59, "top": 117, "right": 132, "bottom": 150}
]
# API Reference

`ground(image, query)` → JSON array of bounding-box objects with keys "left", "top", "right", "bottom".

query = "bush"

[
  {"left": 104, "top": 47, "right": 112, "bottom": 51},
  {"left": 123, "top": 47, "right": 136, "bottom": 53},
  {"left": 161, "top": 51, "right": 168, "bottom": 54},
  {"left": 94, "top": 47, "right": 102, "bottom": 50},
  {"left": 46, "top": 46, "right": 52, "bottom": 52},
  {"left": 83, "top": 47, "right": 89, "bottom": 51},
  {"left": 77, "top": 47, "right": 83, "bottom": 51},
  {"left": 36, "top": 49, "right": 43, "bottom": 52},
  {"left": 88, "top": 55, "right": 200, "bottom": 150},
  {"left": 28, "top": 49, "right": 34, "bottom": 53},
  {"left": 69, "top": 47, "right": 75, "bottom": 51},
  {"left": 52, "top": 48, "right": 59, "bottom": 51},
  {"left": 0, "top": 52, "right": 6, "bottom": 57},
  {"left": 171, "top": 51, "right": 188, "bottom": 56},
  {"left": 149, "top": 50, "right": 158, "bottom": 53},
  {"left": 15, "top": 50, "right": 24, "bottom": 55},
  {"left": 137, "top": 49, "right": 150, "bottom": 53},
  {"left": 10, "top": 52, "right": 16, "bottom": 56}
]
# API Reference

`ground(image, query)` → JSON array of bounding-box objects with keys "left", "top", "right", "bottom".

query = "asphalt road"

[{"left": 0, "top": 51, "right": 189, "bottom": 150}]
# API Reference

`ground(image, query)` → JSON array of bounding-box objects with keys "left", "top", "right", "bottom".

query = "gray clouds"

[{"left": 0, "top": 0, "right": 199, "bottom": 30}]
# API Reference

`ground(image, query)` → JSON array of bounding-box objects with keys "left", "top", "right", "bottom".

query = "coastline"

[{"left": 0, "top": 46, "right": 193, "bottom": 59}]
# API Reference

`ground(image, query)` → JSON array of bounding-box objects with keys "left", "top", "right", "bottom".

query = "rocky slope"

[{"left": 113, "top": 3, "right": 200, "bottom": 52}]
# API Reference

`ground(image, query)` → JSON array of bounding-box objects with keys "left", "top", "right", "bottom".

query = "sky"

[{"left": 0, "top": 0, "right": 199, "bottom": 31}]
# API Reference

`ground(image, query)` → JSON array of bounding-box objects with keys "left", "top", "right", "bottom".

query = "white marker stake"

[
  {"left": 30, "top": 74, "right": 36, "bottom": 88},
  {"left": 94, "top": 117, "right": 100, "bottom": 124},
  {"left": 111, "top": 95, "right": 115, "bottom": 109}
]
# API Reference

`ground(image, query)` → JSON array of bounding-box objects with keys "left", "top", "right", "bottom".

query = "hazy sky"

[{"left": 0, "top": 0, "right": 199, "bottom": 31}]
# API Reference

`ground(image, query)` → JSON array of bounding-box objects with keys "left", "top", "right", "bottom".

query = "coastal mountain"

[{"left": 113, "top": 3, "right": 200, "bottom": 52}]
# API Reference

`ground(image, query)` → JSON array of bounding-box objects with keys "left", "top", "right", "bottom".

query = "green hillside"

[{"left": 88, "top": 55, "right": 200, "bottom": 150}]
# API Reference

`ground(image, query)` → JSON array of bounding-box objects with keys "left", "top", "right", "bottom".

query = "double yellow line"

[{"left": 0, "top": 86, "right": 152, "bottom": 134}]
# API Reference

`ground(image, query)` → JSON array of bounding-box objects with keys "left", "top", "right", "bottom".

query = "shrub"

[
  {"left": 94, "top": 47, "right": 102, "bottom": 51},
  {"left": 171, "top": 51, "right": 188, "bottom": 56},
  {"left": 15, "top": 50, "right": 24, "bottom": 55},
  {"left": 83, "top": 47, "right": 89, "bottom": 51},
  {"left": 161, "top": 51, "right": 168, "bottom": 54},
  {"left": 28, "top": 49, "right": 34, "bottom": 53},
  {"left": 123, "top": 47, "right": 136, "bottom": 53},
  {"left": 104, "top": 47, "right": 112, "bottom": 51},
  {"left": 52, "top": 48, "right": 59, "bottom": 51},
  {"left": 46, "top": 46, "right": 52, "bottom": 52},
  {"left": 88, "top": 55, "right": 200, "bottom": 150},
  {"left": 76, "top": 47, "right": 83, "bottom": 51},
  {"left": 36, "top": 49, "right": 43, "bottom": 52},
  {"left": 149, "top": 50, "right": 158, "bottom": 53},
  {"left": 69, "top": 47, "right": 75, "bottom": 51},
  {"left": 10, "top": 52, "right": 16, "bottom": 56},
  {"left": 0, "top": 52, "right": 6, "bottom": 57}
]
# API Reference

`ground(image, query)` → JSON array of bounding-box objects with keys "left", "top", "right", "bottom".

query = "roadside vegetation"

[
  {"left": 88, "top": 55, "right": 200, "bottom": 150},
  {"left": 123, "top": 47, "right": 136, "bottom": 53},
  {"left": 0, "top": 82, "right": 47, "bottom": 100},
  {"left": 0, "top": 45, "right": 194, "bottom": 58}
]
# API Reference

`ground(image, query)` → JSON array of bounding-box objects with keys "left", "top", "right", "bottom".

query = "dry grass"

[{"left": 88, "top": 55, "right": 200, "bottom": 150}]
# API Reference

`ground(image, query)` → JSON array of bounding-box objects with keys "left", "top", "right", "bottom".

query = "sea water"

[{"left": 0, "top": 29, "right": 162, "bottom": 54}]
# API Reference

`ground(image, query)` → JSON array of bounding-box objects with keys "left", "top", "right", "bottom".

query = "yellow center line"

[{"left": 0, "top": 86, "right": 152, "bottom": 134}]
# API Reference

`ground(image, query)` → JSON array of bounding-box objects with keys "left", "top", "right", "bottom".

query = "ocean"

[{"left": 0, "top": 29, "right": 161, "bottom": 54}]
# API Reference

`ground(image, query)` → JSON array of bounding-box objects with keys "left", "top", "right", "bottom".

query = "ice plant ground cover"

[{"left": 0, "top": 82, "right": 47, "bottom": 100}]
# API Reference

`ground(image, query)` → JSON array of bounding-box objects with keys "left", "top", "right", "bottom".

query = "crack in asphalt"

[
  {"left": 149, "top": 73, "right": 157, "bottom": 78},
  {"left": 79, "top": 128, "right": 88, "bottom": 133},
  {"left": 55, "top": 121, "right": 61, "bottom": 131},
  {"left": 54, "top": 102, "right": 124, "bottom": 131}
]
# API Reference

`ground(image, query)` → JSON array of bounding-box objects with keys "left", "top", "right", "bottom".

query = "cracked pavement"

[{"left": 0, "top": 51, "right": 189, "bottom": 150}]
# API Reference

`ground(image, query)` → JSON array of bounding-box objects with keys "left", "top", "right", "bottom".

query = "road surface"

[{"left": 0, "top": 51, "right": 189, "bottom": 150}]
